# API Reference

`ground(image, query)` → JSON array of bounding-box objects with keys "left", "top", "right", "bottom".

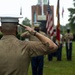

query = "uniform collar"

[{"left": 1, "top": 35, "right": 16, "bottom": 40}]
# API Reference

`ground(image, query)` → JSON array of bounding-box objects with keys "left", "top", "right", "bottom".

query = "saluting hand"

[{"left": 19, "top": 24, "right": 35, "bottom": 33}]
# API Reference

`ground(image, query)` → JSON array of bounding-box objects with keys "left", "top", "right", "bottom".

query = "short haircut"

[{"left": 1, "top": 22, "right": 17, "bottom": 31}]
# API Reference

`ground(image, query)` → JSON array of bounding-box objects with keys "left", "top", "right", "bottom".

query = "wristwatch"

[
  {"left": 30, "top": 30, "right": 37, "bottom": 36},
  {"left": 33, "top": 31, "right": 37, "bottom": 36}
]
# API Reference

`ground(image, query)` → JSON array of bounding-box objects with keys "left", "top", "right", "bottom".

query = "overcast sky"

[{"left": 0, "top": 0, "right": 73, "bottom": 25}]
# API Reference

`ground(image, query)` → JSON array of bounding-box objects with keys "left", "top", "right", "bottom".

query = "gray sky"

[{"left": 0, "top": 0, "right": 73, "bottom": 25}]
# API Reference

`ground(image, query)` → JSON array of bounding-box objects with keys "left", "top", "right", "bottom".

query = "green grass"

[{"left": 28, "top": 42, "right": 75, "bottom": 75}]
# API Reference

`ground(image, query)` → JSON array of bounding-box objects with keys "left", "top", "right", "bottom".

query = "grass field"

[{"left": 28, "top": 42, "right": 75, "bottom": 75}]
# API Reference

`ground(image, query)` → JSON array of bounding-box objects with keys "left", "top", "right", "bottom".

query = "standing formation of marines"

[
  {"left": 21, "top": 23, "right": 74, "bottom": 75},
  {"left": 0, "top": 15, "right": 73, "bottom": 75},
  {"left": 48, "top": 26, "right": 73, "bottom": 61}
]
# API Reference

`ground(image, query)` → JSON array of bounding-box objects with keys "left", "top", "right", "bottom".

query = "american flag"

[{"left": 46, "top": 0, "right": 54, "bottom": 38}]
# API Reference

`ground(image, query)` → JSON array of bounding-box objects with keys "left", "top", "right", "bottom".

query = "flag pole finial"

[{"left": 20, "top": 7, "right": 22, "bottom": 15}]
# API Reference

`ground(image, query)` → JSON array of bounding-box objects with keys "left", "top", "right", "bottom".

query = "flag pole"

[
  {"left": 20, "top": 6, "right": 22, "bottom": 40},
  {"left": 42, "top": 0, "right": 44, "bottom": 15},
  {"left": 56, "top": 0, "right": 60, "bottom": 45},
  {"left": 62, "top": 7, "right": 64, "bottom": 34},
  {"left": 20, "top": 7, "right": 22, "bottom": 15}
]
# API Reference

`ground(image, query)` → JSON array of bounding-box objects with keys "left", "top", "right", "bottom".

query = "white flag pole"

[{"left": 42, "top": 0, "right": 44, "bottom": 15}]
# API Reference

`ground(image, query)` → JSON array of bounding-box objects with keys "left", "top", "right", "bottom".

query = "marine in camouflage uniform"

[{"left": 0, "top": 17, "right": 57, "bottom": 75}]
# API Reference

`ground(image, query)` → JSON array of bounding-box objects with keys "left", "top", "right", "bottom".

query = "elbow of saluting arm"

[{"left": 49, "top": 42, "right": 58, "bottom": 53}]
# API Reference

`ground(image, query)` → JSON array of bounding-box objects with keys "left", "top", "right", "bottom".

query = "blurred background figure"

[
  {"left": 48, "top": 28, "right": 57, "bottom": 61},
  {"left": 48, "top": 28, "right": 64, "bottom": 61},
  {"left": 56, "top": 30, "right": 64, "bottom": 61},
  {"left": 21, "top": 23, "right": 46, "bottom": 75},
  {"left": 64, "top": 27, "right": 73, "bottom": 61}
]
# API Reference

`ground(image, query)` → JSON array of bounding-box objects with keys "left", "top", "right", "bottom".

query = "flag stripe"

[{"left": 46, "top": 0, "right": 54, "bottom": 38}]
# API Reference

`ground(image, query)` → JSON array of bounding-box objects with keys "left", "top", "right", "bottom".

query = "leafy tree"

[
  {"left": 21, "top": 17, "right": 31, "bottom": 32},
  {"left": 22, "top": 17, "right": 31, "bottom": 26},
  {"left": 68, "top": 0, "right": 75, "bottom": 33},
  {"left": 17, "top": 17, "right": 31, "bottom": 40}
]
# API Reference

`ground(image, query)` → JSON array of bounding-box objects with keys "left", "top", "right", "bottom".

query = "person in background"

[
  {"left": 21, "top": 24, "right": 47, "bottom": 75},
  {"left": 48, "top": 28, "right": 64, "bottom": 61},
  {"left": 56, "top": 31, "right": 64, "bottom": 61},
  {"left": 48, "top": 28, "right": 57, "bottom": 61},
  {"left": 64, "top": 27, "right": 73, "bottom": 61}
]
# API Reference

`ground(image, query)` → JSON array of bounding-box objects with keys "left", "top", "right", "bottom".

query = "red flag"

[
  {"left": 56, "top": 0, "right": 60, "bottom": 44},
  {"left": 46, "top": 0, "right": 54, "bottom": 38}
]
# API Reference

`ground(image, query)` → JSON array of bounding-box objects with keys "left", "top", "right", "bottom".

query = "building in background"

[{"left": 31, "top": 0, "right": 54, "bottom": 33}]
